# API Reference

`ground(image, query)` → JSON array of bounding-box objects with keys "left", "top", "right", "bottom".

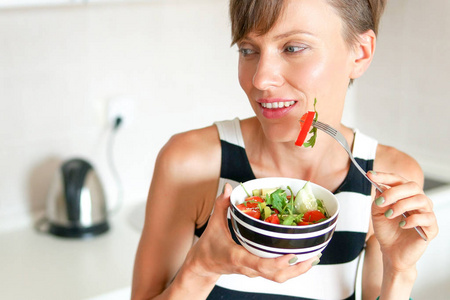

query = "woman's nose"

[{"left": 252, "top": 53, "right": 284, "bottom": 91}]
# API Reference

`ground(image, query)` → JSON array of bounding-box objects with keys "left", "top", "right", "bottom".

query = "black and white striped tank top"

[{"left": 195, "top": 118, "right": 378, "bottom": 300}]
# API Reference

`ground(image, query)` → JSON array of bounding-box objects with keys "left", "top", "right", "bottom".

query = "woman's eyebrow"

[
  {"left": 239, "top": 30, "right": 315, "bottom": 45},
  {"left": 273, "top": 30, "right": 315, "bottom": 40}
]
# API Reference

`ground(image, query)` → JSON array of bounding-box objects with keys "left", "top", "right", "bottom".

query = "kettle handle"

[{"left": 61, "top": 158, "right": 93, "bottom": 222}]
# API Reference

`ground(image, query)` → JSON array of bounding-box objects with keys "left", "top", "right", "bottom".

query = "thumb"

[
  {"left": 214, "top": 183, "right": 232, "bottom": 214},
  {"left": 211, "top": 183, "right": 232, "bottom": 219}
]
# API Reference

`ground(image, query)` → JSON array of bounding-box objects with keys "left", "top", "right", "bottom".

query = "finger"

[
  {"left": 211, "top": 183, "right": 232, "bottom": 220},
  {"left": 230, "top": 245, "right": 264, "bottom": 273},
  {"left": 249, "top": 254, "right": 295, "bottom": 275},
  {"left": 367, "top": 171, "right": 408, "bottom": 187},
  {"left": 267, "top": 255, "right": 320, "bottom": 283},
  {"left": 400, "top": 212, "right": 438, "bottom": 232},
  {"left": 289, "top": 253, "right": 322, "bottom": 269},
  {"left": 384, "top": 195, "right": 433, "bottom": 220},
  {"left": 218, "top": 183, "right": 232, "bottom": 207},
  {"left": 373, "top": 181, "right": 424, "bottom": 208},
  {"left": 238, "top": 252, "right": 316, "bottom": 279},
  {"left": 204, "top": 183, "right": 233, "bottom": 237},
  {"left": 229, "top": 249, "right": 289, "bottom": 279}
]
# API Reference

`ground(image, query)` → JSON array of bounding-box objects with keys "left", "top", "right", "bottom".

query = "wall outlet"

[{"left": 107, "top": 96, "right": 135, "bottom": 128}]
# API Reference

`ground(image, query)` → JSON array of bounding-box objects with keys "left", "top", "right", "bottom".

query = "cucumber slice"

[
  {"left": 263, "top": 207, "right": 272, "bottom": 220},
  {"left": 294, "top": 182, "right": 318, "bottom": 214},
  {"left": 252, "top": 189, "right": 261, "bottom": 197}
]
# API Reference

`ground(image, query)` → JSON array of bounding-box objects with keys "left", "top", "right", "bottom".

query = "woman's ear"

[{"left": 350, "top": 30, "right": 376, "bottom": 79}]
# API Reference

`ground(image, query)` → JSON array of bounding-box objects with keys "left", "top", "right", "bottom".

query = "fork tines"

[{"left": 312, "top": 121, "right": 337, "bottom": 135}]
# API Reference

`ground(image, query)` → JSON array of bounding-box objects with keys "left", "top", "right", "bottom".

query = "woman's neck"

[{"left": 241, "top": 117, "right": 353, "bottom": 192}]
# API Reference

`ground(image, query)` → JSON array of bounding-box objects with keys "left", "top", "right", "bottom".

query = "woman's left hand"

[{"left": 367, "top": 171, "right": 439, "bottom": 271}]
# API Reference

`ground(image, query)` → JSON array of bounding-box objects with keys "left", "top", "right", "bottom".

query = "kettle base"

[{"left": 49, "top": 222, "right": 109, "bottom": 238}]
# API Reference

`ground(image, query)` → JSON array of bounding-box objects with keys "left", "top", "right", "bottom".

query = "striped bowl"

[{"left": 229, "top": 177, "right": 339, "bottom": 262}]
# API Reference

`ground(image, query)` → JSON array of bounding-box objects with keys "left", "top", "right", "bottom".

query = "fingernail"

[
  {"left": 289, "top": 256, "right": 298, "bottom": 264},
  {"left": 384, "top": 209, "right": 393, "bottom": 218},
  {"left": 222, "top": 184, "right": 227, "bottom": 194},
  {"left": 312, "top": 259, "right": 320, "bottom": 266},
  {"left": 369, "top": 170, "right": 377, "bottom": 175},
  {"left": 317, "top": 253, "right": 322, "bottom": 259},
  {"left": 375, "top": 197, "right": 385, "bottom": 206},
  {"left": 399, "top": 220, "right": 406, "bottom": 227}
]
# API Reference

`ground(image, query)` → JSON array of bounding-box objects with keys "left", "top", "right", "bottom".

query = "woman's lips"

[{"left": 258, "top": 99, "right": 297, "bottom": 119}]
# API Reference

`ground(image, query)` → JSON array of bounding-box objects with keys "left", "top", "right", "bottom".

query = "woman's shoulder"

[
  {"left": 375, "top": 143, "right": 424, "bottom": 185},
  {"left": 156, "top": 124, "right": 221, "bottom": 182},
  {"left": 150, "top": 125, "right": 222, "bottom": 226},
  {"left": 165, "top": 125, "right": 220, "bottom": 152}
]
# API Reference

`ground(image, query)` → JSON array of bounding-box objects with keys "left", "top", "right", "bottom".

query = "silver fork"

[{"left": 310, "top": 120, "right": 428, "bottom": 241}]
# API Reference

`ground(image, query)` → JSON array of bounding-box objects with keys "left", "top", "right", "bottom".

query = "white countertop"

[{"left": 0, "top": 204, "right": 143, "bottom": 300}]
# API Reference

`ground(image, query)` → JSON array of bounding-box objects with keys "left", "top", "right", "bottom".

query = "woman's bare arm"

[
  {"left": 362, "top": 144, "right": 438, "bottom": 299},
  {"left": 131, "top": 127, "right": 222, "bottom": 299}
]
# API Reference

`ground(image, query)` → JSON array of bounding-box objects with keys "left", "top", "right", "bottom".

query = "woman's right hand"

[{"left": 182, "top": 183, "right": 320, "bottom": 284}]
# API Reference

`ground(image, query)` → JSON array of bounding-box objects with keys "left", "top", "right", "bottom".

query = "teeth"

[{"left": 261, "top": 101, "right": 295, "bottom": 109}]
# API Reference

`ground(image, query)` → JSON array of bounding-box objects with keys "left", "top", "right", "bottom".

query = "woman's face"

[{"left": 238, "top": 0, "right": 357, "bottom": 143}]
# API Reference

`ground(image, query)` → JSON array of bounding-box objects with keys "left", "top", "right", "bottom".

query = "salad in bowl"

[{"left": 229, "top": 177, "right": 339, "bottom": 261}]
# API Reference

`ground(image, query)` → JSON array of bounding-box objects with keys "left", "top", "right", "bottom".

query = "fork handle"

[{"left": 350, "top": 157, "right": 385, "bottom": 195}]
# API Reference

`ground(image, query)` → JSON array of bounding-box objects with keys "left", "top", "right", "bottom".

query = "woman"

[{"left": 132, "top": 0, "right": 438, "bottom": 299}]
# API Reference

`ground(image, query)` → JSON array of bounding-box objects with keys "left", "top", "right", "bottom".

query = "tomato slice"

[
  {"left": 236, "top": 204, "right": 247, "bottom": 210},
  {"left": 242, "top": 208, "right": 261, "bottom": 220},
  {"left": 243, "top": 196, "right": 264, "bottom": 208},
  {"left": 295, "top": 111, "right": 316, "bottom": 147},
  {"left": 236, "top": 204, "right": 261, "bottom": 220},
  {"left": 302, "top": 210, "right": 326, "bottom": 223},
  {"left": 298, "top": 221, "right": 311, "bottom": 226},
  {"left": 265, "top": 214, "right": 280, "bottom": 224},
  {"left": 245, "top": 196, "right": 264, "bottom": 202}
]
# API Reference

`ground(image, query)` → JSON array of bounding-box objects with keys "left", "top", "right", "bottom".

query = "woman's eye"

[
  {"left": 239, "top": 48, "right": 256, "bottom": 57},
  {"left": 285, "top": 45, "right": 306, "bottom": 53}
]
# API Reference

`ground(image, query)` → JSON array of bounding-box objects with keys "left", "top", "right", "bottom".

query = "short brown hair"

[
  {"left": 229, "top": 0, "right": 386, "bottom": 47},
  {"left": 327, "top": 0, "right": 386, "bottom": 47}
]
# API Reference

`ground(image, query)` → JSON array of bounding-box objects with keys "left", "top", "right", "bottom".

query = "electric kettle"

[{"left": 46, "top": 158, "right": 109, "bottom": 238}]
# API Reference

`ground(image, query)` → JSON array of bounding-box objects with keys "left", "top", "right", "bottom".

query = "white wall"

[
  {"left": 1, "top": 0, "right": 449, "bottom": 232},
  {"left": 0, "top": 0, "right": 254, "bottom": 231},
  {"left": 350, "top": 0, "right": 450, "bottom": 180}
]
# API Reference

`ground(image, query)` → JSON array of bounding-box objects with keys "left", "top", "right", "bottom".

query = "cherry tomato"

[
  {"left": 242, "top": 208, "right": 261, "bottom": 219},
  {"left": 298, "top": 221, "right": 311, "bottom": 226},
  {"left": 302, "top": 210, "right": 326, "bottom": 223},
  {"left": 243, "top": 196, "right": 264, "bottom": 208},
  {"left": 236, "top": 204, "right": 261, "bottom": 220},
  {"left": 265, "top": 214, "right": 280, "bottom": 224}
]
